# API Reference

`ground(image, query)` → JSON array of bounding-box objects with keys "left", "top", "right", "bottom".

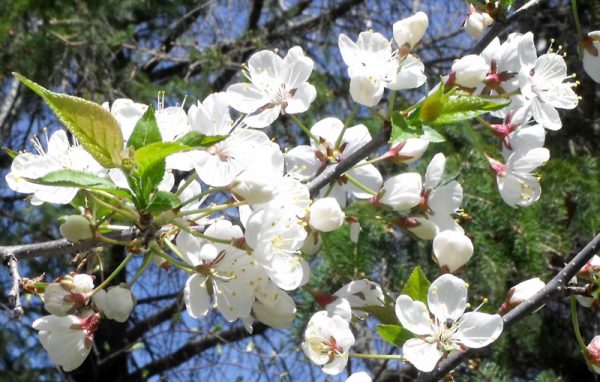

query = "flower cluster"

[{"left": 3, "top": 4, "right": 592, "bottom": 378}]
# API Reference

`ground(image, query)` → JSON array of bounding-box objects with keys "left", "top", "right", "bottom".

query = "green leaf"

[
  {"left": 389, "top": 112, "right": 421, "bottom": 143},
  {"left": 146, "top": 191, "right": 181, "bottom": 214},
  {"left": 401, "top": 266, "right": 430, "bottom": 304},
  {"left": 26, "top": 169, "right": 131, "bottom": 198},
  {"left": 134, "top": 142, "right": 191, "bottom": 175},
  {"left": 127, "top": 106, "right": 161, "bottom": 149},
  {"left": 376, "top": 324, "right": 414, "bottom": 347},
  {"left": 13, "top": 73, "right": 124, "bottom": 168},
  {"left": 421, "top": 82, "right": 444, "bottom": 123},
  {"left": 360, "top": 304, "right": 400, "bottom": 325},
  {"left": 2, "top": 146, "right": 18, "bottom": 159},
  {"left": 176, "top": 131, "right": 227, "bottom": 148},
  {"left": 432, "top": 95, "right": 509, "bottom": 125},
  {"left": 421, "top": 125, "right": 445, "bottom": 143}
]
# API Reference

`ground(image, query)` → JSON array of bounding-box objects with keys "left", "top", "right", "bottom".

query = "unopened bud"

[
  {"left": 102, "top": 284, "right": 135, "bottom": 323},
  {"left": 308, "top": 197, "right": 345, "bottom": 232},
  {"left": 393, "top": 12, "right": 429, "bottom": 50},
  {"left": 451, "top": 55, "right": 489, "bottom": 88},
  {"left": 432, "top": 230, "right": 473, "bottom": 273},
  {"left": 587, "top": 336, "right": 600, "bottom": 374},
  {"left": 499, "top": 278, "right": 545, "bottom": 314},
  {"left": 463, "top": 5, "right": 493, "bottom": 37},
  {"left": 60, "top": 215, "right": 94, "bottom": 243}
]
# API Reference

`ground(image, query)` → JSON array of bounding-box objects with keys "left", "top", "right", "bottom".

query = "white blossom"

[
  {"left": 517, "top": 51, "right": 578, "bottom": 130},
  {"left": 588, "top": 335, "right": 600, "bottom": 374},
  {"left": 452, "top": 55, "right": 489, "bottom": 88},
  {"left": 309, "top": 197, "right": 345, "bottom": 232},
  {"left": 6, "top": 130, "right": 105, "bottom": 205},
  {"left": 102, "top": 285, "right": 135, "bottom": 323},
  {"left": 338, "top": 31, "right": 425, "bottom": 107},
  {"left": 582, "top": 31, "right": 600, "bottom": 83},
  {"left": 302, "top": 310, "right": 355, "bottom": 375},
  {"left": 227, "top": 47, "right": 316, "bottom": 128},
  {"left": 178, "top": 220, "right": 265, "bottom": 322},
  {"left": 377, "top": 172, "right": 422, "bottom": 211},
  {"left": 393, "top": 12, "right": 429, "bottom": 50},
  {"left": 33, "top": 313, "right": 100, "bottom": 372},
  {"left": 231, "top": 170, "right": 279, "bottom": 204},
  {"left": 395, "top": 274, "right": 503, "bottom": 372},
  {"left": 285, "top": 117, "right": 382, "bottom": 206},
  {"left": 489, "top": 147, "right": 549, "bottom": 207},
  {"left": 432, "top": 230, "right": 474, "bottom": 272},
  {"left": 499, "top": 278, "right": 545, "bottom": 313},
  {"left": 463, "top": 5, "right": 493, "bottom": 37},
  {"left": 60, "top": 215, "right": 94, "bottom": 243}
]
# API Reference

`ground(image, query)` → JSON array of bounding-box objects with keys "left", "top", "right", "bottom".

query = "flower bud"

[
  {"left": 45, "top": 274, "right": 94, "bottom": 316},
  {"left": 463, "top": 6, "right": 493, "bottom": 37},
  {"left": 231, "top": 170, "right": 278, "bottom": 204},
  {"left": 377, "top": 173, "right": 422, "bottom": 211},
  {"left": 393, "top": 12, "right": 429, "bottom": 50},
  {"left": 387, "top": 138, "right": 429, "bottom": 164},
  {"left": 451, "top": 55, "right": 489, "bottom": 88},
  {"left": 499, "top": 278, "right": 545, "bottom": 313},
  {"left": 578, "top": 255, "right": 600, "bottom": 280},
  {"left": 398, "top": 216, "right": 438, "bottom": 240},
  {"left": 103, "top": 285, "right": 135, "bottom": 323},
  {"left": 432, "top": 230, "right": 473, "bottom": 272},
  {"left": 587, "top": 335, "right": 600, "bottom": 374},
  {"left": 309, "top": 197, "right": 345, "bottom": 232},
  {"left": 60, "top": 215, "right": 94, "bottom": 243}
]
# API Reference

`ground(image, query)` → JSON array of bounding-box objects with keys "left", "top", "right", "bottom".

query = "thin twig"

[{"left": 3, "top": 253, "right": 23, "bottom": 319}]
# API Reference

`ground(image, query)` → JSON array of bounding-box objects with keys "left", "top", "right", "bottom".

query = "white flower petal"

[
  {"left": 402, "top": 338, "right": 443, "bottom": 372},
  {"left": 184, "top": 274, "right": 211, "bottom": 318},
  {"left": 453, "top": 312, "right": 503, "bottom": 348},
  {"left": 428, "top": 273, "right": 467, "bottom": 323},
  {"left": 395, "top": 295, "right": 434, "bottom": 336}
]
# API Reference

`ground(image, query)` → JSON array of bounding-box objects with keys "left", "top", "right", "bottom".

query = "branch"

[
  {"left": 0, "top": 229, "right": 137, "bottom": 262},
  {"left": 2, "top": 253, "right": 23, "bottom": 319},
  {"left": 129, "top": 322, "right": 269, "bottom": 380},
  {"left": 308, "top": 121, "right": 391, "bottom": 196},
  {"left": 420, "top": 231, "right": 600, "bottom": 381},
  {"left": 470, "top": 0, "right": 548, "bottom": 54}
]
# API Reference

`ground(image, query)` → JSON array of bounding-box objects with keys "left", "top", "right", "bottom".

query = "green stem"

[
  {"left": 345, "top": 174, "right": 377, "bottom": 195},
  {"left": 178, "top": 186, "right": 227, "bottom": 209},
  {"left": 178, "top": 200, "right": 246, "bottom": 217},
  {"left": 90, "top": 253, "right": 134, "bottom": 295},
  {"left": 571, "top": 296, "right": 589, "bottom": 356},
  {"left": 175, "top": 172, "right": 199, "bottom": 197},
  {"left": 387, "top": 91, "right": 397, "bottom": 119},
  {"left": 127, "top": 254, "right": 154, "bottom": 287},
  {"left": 87, "top": 191, "right": 138, "bottom": 222},
  {"left": 335, "top": 104, "right": 361, "bottom": 149},
  {"left": 571, "top": 0, "right": 582, "bottom": 40},
  {"left": 290, "top": 114, "right": 319, "bottom": 143},
  {"left": 170, "top": 219, "right": 231, "bottom": 245},
  {"left": 98, "top": 235, "right": 135, "bottom": 247},
  {"left": 349, "top": 353, "right": 404, "bottom": 360},
  {"left": 163, "top": 238, "right": 187, "bottom": 261},
  {"left": 151, "top": 242, "right": 193, "bottom": 271}
]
